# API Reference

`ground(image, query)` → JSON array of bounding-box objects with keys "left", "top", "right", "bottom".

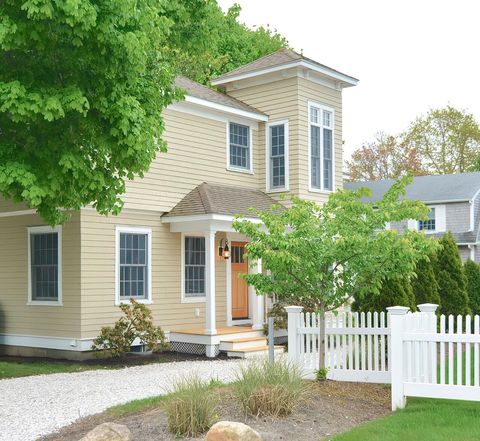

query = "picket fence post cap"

[
  {"left": 386, "top": 306, "right": 410, "bottom": 315},
  {"left": 284, "top": 305, "right": 304, "bottom": 313},
  {"left": 417, "top": 303, "right": 439, "bottom": 313}
]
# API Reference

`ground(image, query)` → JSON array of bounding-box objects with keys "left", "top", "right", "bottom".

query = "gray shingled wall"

[{"left": 445, "top": 202, "right": 471, "bottom": 233}]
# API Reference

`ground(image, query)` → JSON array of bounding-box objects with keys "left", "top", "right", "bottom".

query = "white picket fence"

[{"left": 285, "top": 304, "right": 480, "bottom": 410}]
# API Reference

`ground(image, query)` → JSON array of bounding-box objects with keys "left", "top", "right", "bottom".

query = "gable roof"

[
  {"left": 163, "top": 182, "right": 282, "bottom": 219},
  {"left": 211, "top": 48, "right": 358, "bottom": 86},
  {"left": 344, "top": 172, "right": 480, "bottom": 203},
  {"left": 174, "top": 76, "right": 266, "bottom": 118}
]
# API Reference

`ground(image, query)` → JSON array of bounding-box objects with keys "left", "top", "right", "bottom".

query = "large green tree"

[
  {"left": 464, "top": 258, "right": 480, "bottom": 316},
  {"left": 412, "top": 254, "right": 441, "bottom": 307},
  {"left": 233, "top": 176, "right": 439, "bottom": 367},
  {"left": 0, "top": 1, "right": 287, "bottom": 224}
]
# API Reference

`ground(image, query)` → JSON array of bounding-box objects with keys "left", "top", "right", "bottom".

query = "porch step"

[
  {"left": 219, "top": 336, "right": 267, "bottom": 351},
  {"left": 226, "top": 345, "right": 285, "bottom": 359}
]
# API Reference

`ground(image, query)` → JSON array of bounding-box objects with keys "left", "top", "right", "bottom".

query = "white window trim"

[
  {"left": 266, "top": 120, "right": 290, "bottom": 193},
  {"left": 308, "top": 100, "right": 335, "bottom": 193},
  {"left": 181, "top": 233, "right": 207, "bottom": 304},
  {"left": 226, "top": 121, "right": 254, "bottom": 174},
  {"left": 27, "top": 225, "right": 63, "bottom": 306},
  {"left": 115, "top": 226, "right": 152, "bottom": 305}
]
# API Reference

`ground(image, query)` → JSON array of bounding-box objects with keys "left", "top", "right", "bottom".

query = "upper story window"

[
  {"left": 309, "top": 103, "right": 334, "bottom": 192},
  {"left": 419, "top": 207, "right": 436, "bottom": 231},
  {"left": 28, "top": 226, "right": 62, "bottom": 305},
  {"left": 116, "top": 227, "right": 151, "bottom": 304},
  {"left": 229, "top": 122, "right": 251, "bottom": 172},
  {"left": 183, "top": 236, "right": 206, "bottom": 301},
  {"left": 267, "top": 121, "right": 289, "bottom": 191}
]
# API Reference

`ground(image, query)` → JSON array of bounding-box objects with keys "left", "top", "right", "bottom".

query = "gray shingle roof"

[
  {"left": 174, "top": 76, "right": 265, "bottom": 116},
  {"left": 212, "top": 48, "right": 358, "bottom": 84},
  {"left": 163, "top": 182, "right": 282, "bottom": 218},
  {"left": 344, "top": 172, "right": 480, "bottom": 203},
  {"left": 431, "top": 231, "right": 477, "bottom": 243}
]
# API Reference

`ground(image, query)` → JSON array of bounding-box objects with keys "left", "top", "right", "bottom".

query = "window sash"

[
  {"left": 310, "top": 105, "right": 334, "bottom": 191},
  {"left": 184, "top": 236, "right": 206, "bottom": 297},
  {"left": 229, "top": 123, "right": 250, "bottom": 170},
  {"left": 269, "top": 124, "right": 286, "bottom": 189},
  {"left": 419, "top": 208, "right": 436, "bottom": 231},
  {"left": 119, "top": 232, "right": 149, "bottom": 299},
  {"left": 30, "top": 232, "right": 59, "bottom": 301}
]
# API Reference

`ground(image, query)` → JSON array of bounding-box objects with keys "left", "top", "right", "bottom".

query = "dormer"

[{"left": 212, "top": 49, "right": 358, "bottom": 203}]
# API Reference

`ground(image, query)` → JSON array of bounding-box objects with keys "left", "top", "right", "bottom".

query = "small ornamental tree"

[
  {"left": 435, "top": 233, "right": 470, "bottom": 316},
  {"left": 233, "top": 176, "right": 439, "bottom": 368},
  {"left": 412, "top": 254, "right": 441, "bottom": 307},
  {"left": 464, "top": 259, "right": 480, "bottom": 316}
]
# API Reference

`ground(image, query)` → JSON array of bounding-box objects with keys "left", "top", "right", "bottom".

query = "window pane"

[
  {"left": 184, "top": 236, "right": 206, "bottom": 297},
  {"left": 119, "top": 232, "right": 149, "bottom": 300},
  {"left": 323, "top": 128, "right": 333, "bottom": 191},
  {"left": 229, "top": 123, "right": 250, "bottom": 170},
  {"left": 270, "top": 124, "right": 286, "bottom": 189},
  {"left": 30, "top": 232, "right": 59, "bottom": 301},
  {"left": 310, "top": 126, "right": 321, "bottom": 189}
]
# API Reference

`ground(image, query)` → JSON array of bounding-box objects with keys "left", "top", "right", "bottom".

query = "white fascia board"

[
  {"left": 211, "top": 60, "right": 358, "bottom": 87},
  {"left": 180, "top": 95, "right": 268, "bottom": 122},
  {"left": 162, "top": 213, "right": 262, "bottom": 224}
]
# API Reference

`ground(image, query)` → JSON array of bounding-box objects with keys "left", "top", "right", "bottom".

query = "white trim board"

[
  {"left": 266, "top": 120, "right": 290, "bottom": 193},
  {"left": 181, "top": 232, "right": 207, "bottom": 304}
]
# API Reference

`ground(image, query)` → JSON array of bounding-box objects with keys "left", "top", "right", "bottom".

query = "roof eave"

[{"left": 211, "top": 60, "right": 358, "bottom": 87}]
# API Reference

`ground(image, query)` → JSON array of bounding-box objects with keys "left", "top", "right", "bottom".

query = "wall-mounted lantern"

[{"left": 218, "top": 239, "right": 230, "bottom": 260}]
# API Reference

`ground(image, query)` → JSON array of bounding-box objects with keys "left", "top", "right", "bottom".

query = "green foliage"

[
  {"left": 0, "top": 0, "right": 286, "bottom": 224},
  {"left": 91, "top": 299, "right": 168, "bottom": 357},
  {"left": 233, "top": 175, "right": 438, "bottom": 314},
  {"left": 353, "top": 277, "right": 416, "bottom": 313},
  {"left": 164, "top": 375, "right": 217, "bottom": 437},
  {"left": 464, "top": 259, "right": 480, "bottom": 316},
  {"left": 412, "top": 254, "right": 441, "bottom": 307},
  {"left": 234, "top": 360, "right": 307, "bottom": 417},
  {"left": 435, "top": 233, "right": 470, "bottom": 316},
  {"left": 315, "top": 367, "right": 329, "bottom": 381}
]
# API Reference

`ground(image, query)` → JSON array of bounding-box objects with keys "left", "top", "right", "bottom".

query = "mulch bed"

[{"left": 43, "top": 381, "right": 391, "bottom": 441}]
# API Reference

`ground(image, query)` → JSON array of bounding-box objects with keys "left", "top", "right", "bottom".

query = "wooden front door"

[{"left": 231, "top": 242, "right": 249, "bottom": 319}]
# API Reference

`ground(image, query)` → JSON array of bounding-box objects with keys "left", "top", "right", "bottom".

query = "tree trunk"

[{"left": 318, "top": 308, "right": 326, "bottom": 370}]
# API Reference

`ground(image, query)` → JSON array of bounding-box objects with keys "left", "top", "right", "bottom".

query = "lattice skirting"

[
  {"left": 274, "top": 335, "right": 288, "bottom": 345},
  {"left": 170, "top": 341, "right": 220, "bottom": 356}
]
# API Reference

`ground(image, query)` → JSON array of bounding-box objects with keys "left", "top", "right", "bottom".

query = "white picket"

[
  {"left": 440, "top": 315, "right": 446, "bottom": 385},
  {"left": 466, "top": 315, "right": 471, "bottom": 387},
  {"left": 457, "top": 315, "right": 463, "bottom": 386},
  {"left": 475, "top": 315, "right": 480, "bottom": 387}
]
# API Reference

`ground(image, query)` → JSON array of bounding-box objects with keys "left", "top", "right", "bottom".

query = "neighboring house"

[
  {"left": 0, "top": 49, "right": 357, "bottom": 359},
  {"left": 345, "top": 172, "right": 480, "bottom": 262}
]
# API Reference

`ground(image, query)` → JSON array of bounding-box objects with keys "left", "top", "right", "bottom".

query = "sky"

[{"left": 217, "top": 0, "right": 480, "bottom": 160}]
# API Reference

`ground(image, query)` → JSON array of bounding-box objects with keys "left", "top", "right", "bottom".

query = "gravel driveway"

[{"left": 0, "top": 359, "right": 242, "bottom": 441}]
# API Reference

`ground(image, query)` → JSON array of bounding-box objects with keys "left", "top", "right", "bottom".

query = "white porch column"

[
  {"left": 205, "top": 230, "right": 217, "bottom": 339},
  {"left": 252, "top": 258, "right": 265, "bottom": 330}
]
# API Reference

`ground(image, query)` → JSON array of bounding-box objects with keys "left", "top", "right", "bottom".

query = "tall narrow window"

[
  {"left": 117, "top": 228, "right": 151, "bottom": 302},
  {"left": 419, "top": 207, "right": 436, "bottom": 231},
  {"left": 229, "top": 122, "right": 251, "bottom": 171},
  {"left": 309, "top": 104, "right": 334, "bottom": 191},
  {"left": 184, "top": 236, "right": 206, "bottom": 298},
  {"left": 28, "top": 226, "right": 62, "bottom": 304},
  {"left": 268, "top": 122, "right": 288, "bottom": 190}
]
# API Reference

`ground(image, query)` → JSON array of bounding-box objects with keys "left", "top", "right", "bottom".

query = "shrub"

[
  {"left": 412, "top": 254, "right": 441, "bottom": 307},
  {"left": 91, "top": 299, "right": 168, "bottom": 357},
  {"left": 164, "top": 376, "right": 217, "bottom": 437},
  {"left": 464, "top": 259, "right": 480, "bottom": 316},
  {"left": 315, "top": 367, "right": 328, "bottom": 381},
  {"left": 435, "top": 233, "right": 470, "bottom": 316},
  {"left": 353, "top": 276, "right": 416, "bottom": 312},
  {"left": 235, "top": 360, "right": 307, "bottom": 417}
]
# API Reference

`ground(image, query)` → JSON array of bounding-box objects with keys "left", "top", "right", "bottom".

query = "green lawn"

[
  {"left": 331, "top": 398, "right": 480, "bottom": 441},
  {"left": 0, "top": 360, "right": 107, "bottom": 379}
]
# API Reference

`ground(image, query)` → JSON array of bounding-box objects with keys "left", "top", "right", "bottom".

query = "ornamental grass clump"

[
  {"left": 235, "top": 359, "right": 307, "bottom": 417},
  {"left": 164, "top": 376, "right": 217, "bottom": 437}
]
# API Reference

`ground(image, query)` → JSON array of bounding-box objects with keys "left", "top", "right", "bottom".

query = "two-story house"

[
  {"left": 345, "top": 172, "right": 480, "bottom": 262},
  {"left": 0, "top": 49, "right": 357, "bottom": 359}
]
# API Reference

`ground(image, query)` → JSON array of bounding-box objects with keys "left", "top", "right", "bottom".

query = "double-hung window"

[
  {"left": 267, "top": 121, "right": 289, "bottom": 191},
  {"left": 116, "top": 227, "right": 151, "bottom": 303},
  {"left": 183, "top": 236, "right": 206, "bottom": 301},
  {"left": 419, "top": 208, "right": 436, "bottom": 231},
  {"left": 28, "top": 226, "right": 62, "bottom": 305},
  {"left": 229, "top": 122, "right": 251, "bottom": 172},
  {"left": 309, "top": 103, "right": 334, "bottom": 191}
]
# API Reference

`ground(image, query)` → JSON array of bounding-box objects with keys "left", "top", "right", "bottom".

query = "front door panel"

[{"left": 231, "top": 242, "right": 248, "bottom": 319}]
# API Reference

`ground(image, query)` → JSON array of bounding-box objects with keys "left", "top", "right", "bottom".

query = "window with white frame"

[
  {"left": 309, "top": 103, "right": 334, "bottom": 191},
  {"left": 419, "top": 207, "right": 436, "bottom": 231},
  {"left": 28, "top": 226, "right": 62, "bottom": 303},
  {"left": 184, "top": 236, "right": 206, "bottom": 298},
  {"left": 229, "top": 122, "right": 251, "bottom": 171},
  {"left": 268, "top": 122, "right": 288, "bottom": 190},
  {"left": 117, "top": 228, "right": 151, "bottom": 301}
]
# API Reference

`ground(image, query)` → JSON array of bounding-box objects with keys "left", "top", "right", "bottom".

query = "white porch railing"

[{"left": 286, "top": 304, "right": 480, "bottom": 410}]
